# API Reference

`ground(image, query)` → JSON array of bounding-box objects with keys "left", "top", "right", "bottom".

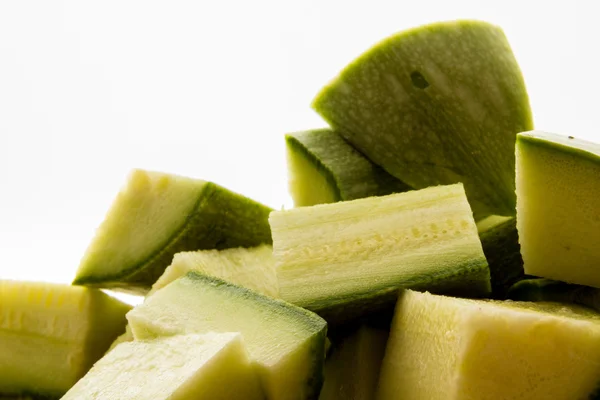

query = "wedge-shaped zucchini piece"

[
  {"left": 377, "top": 290, "right": 600, "bottom": 400},
  {"left": 319, "top": 326, "right": 388, "bottom": 400},
  {"left": 63, "top": 332, "right": 264, "bottom": 400},
  {"left": 127, "top": 272, "right": 327, "bottom": 400},
  {"left": 286, "top": 129, "right": 410, "bottom": 207},
  {"left": 508, "top": 278, "right": 600, "bottom": 313},
  {"left": 478, "top": 216, "right": 524, "bottom": 299},
  {"left": 313, "top": 20, "right": 532, "bottom": 219},
  {"left": 73, "top": 169, "right": 273, "bottom": 293},
  {"left": 148, "top": 244, "right": 278, "bottom": 298},
  {"left": 0, "top": 281, "right": 131, "bottom": 399},
  {"left": 517, "top": 131, "right": 600, "bottom": 288},
  {"left": 271, "top": 183, "right": 490, "bottom": 325}
]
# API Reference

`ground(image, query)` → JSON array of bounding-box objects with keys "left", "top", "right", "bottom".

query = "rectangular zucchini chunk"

[
  {"left": 62, "top": 332, "right": 264, "bottom": 400},
  {"left": 516, "top": 131, "right": 600, "bottom": 288},
  {"left": 319, "top": 326, "right": 388, "bottom": 400},
  {"left": 270, "top": 183, "right": 490, "bottom": 325},
  {"left": 127, "top": 272, "right": 328, "bottom": 400},
  {"left": 73, "top": 169, "right": 273, "bottom": 294},
  {"left": 0, "top": 280, "right": 131, "bottom": 399},
  {"left": 377, "top": 290, "right": 600, "bottom": 400},
  {"left": 148, "top": 244, "right": 278, "bottom": 298},
  {"left": 312, "top": 20, "right": 533, "bottom": 219},
  {"left": 286, "top": 128, "right": 410, "bottom": 207}
]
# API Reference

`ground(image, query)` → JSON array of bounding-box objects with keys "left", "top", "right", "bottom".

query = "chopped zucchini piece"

[
  {"left": 270, "top": 183, "right": 490, "bottom": 325},
  {"left": 62, "top": 333, "right": 264, "bottom": 400},
  {"left": 516, "top": 131, "right": 600, "bottom": 288},
  {"left": 319, "top": 326, "right": 388, "bottom": 400},
  {"left": 313, "top": 20, "right": 532, "bottom": 219},
  {"left": 127, "top": 272, "right": 327, "bottom": 400},
  {"left": 0, "top": 281, "right": 131, "bottom": 398},
  {"left": 377, "top": 290, "right": 600, "bottom": 400},
  {"left": 73, "top": 169, "right": 273, "bottom": 293},
  {"left": 508, "top": 278, "right": 600, "bottom": 313},
  {"left": 148, "top": 244, "right": 277, "bottom": 298},
  {"left": 286, "top": 129, "right": 410, "bottom": 207},
  {"left": 479, "top": 217, "right": 524, "bottom": 299}
]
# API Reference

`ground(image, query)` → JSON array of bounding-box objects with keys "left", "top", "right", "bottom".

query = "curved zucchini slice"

[
  {"left": 286, "top": 129, "right": 410, "bottom": 207},
  {"left": 73, "top": 169, "right": 273, "bottom": 293},
  {"left": 271, "top": 183, "right": 490, "bottom": 326},
  {"left": 63, "top": 333, "right": 265, "bottom": 400},
  {"left": 127, "top": 272, "right": 327, "bottom": 400},
  {"left": 378, "top": 290, "right": 600, "bottom": 400},
  {"left": 517, "top": 131, "right": 600, "bottom": 288},
  {"left": 0, "top": 281, "right": 131, "bottom": 398},
  {"left": 313, "top": 20, "right": 532, "bottom": 219}
]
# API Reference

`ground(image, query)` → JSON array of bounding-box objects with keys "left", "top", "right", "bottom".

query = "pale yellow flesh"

[
  {"left": 517, "top": 131, "right": 600, "bottom": 288},
  {"left": 0, "top": 281, "right": 131, "bottom": 395},
  {"left": 377, "top": 290, "right": 600, "bottom": 400},
  {"left": 476, "top": 215, "right": 512, "bottom": 234},
  {"left": 320, "top": 326, "right": 388, "bottom": 400},
  {"left": 149, "top": 244, "right": 278, "bottom": 298},
  {"left": 271, "top": 183, "right": 486, "bottom": 306},
  {"left": 287, "top": 145, "right": 339, "bottom": 207},
  {"left": 127, "top": 275, "right": 326, "bottom": 400},
  {"left": 62, "top": 333, "right": 264, "bottom": 400},
  {"left": 76, "top": 169, "right": 207, "bottom": 278}
]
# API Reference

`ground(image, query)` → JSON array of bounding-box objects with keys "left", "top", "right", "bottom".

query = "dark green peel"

[
  {"left": 313, "top": 20, "right": 533, "bottom": 219},
  {"left": 286, "top": 128, "right": 410, "bottom": 206},
  {"left": 479, "top": 217, "right": 525, "bottom": 299},
  {"left": 508, "top": 279, "right": 600, "bottom": 312}
]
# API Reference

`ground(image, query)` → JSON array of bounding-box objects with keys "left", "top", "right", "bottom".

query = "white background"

[{"left": 0, "top": 0, "right": 598, "bottom": 288}]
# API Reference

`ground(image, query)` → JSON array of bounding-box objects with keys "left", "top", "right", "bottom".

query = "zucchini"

[
  {"left": 127, "top": 272, "right": 327, "bottom": 400},
  {"left": 73, "top": 169, "right": 273, "bottom": 293},
  {"left": 286, "top": 129, "right": 410, "bottom": 207},
  {"left": 319, "top": 326, "right": 388, "bottom": 400},
  {"left": 478, "top": 216, "right": 524, "bottom": 299},
  {"left": 0, "top": 280, "right": 131, "bottom": 398},
  {"left": 62, "top": 333, "right": 264, "bottom": 400},
  {"left": 270, "top": 183, "right": 490, "bottom": 325},
  {"left": 508, "top": 278, "right": 600, "bottom": 313},
  {"left": 377, "top": 289, "right": 600, "bottom": 400},
  {"left": 313, "top": 20, "right": 532, "bottom": 219},
  {"left": 516, "top": 131, "right": 600, "bottom": 288},
  {"left": 148, "top": 244, "right": 277, "bottom": 298}
]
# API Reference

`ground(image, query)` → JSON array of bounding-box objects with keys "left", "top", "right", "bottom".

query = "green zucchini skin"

[
  {"left": 313, "top": 20, "right": 533, "bottom": 219},
  {"left": 479, "top": 217, "right": 525, "bottom": 299},
  {"left": 74, "top": 182, "right": 273, "bottom": 294},
  {"left": 508, "top": 279, "right": 600, "bottom": 312},
  {"left": 286, "top": 129, "right": 410, "bottom": 206}
]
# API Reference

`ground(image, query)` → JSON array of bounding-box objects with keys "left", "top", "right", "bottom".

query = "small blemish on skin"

[
  {"left": 564, "top": 245, "right": 571, "bottom": 251},
  {"left": 568, "top": 136, "right": 574, "bottom": 139},
  {"left": 410, "top": 71, "right": 430, "bottom": 89}
]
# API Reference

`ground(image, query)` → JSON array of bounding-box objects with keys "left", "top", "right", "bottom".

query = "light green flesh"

[
  {"left": 0, "top": 280, "right": 131, "bottom": 397},
  {"left": 73, "top": 169, "right": 273, "bottom": 293},
  {"left": 377, "top": 290, "right": 600, "bottom": 400},
  {"left": 270, "top": 183, "right": 490, "bottom": 325},
  {"left": 508, "top": 278, "right": 600, "bottom": 313},
  {"left": 149, "top": 244, "right": 278, "bottom": 298},
  {"left": 287, "top": 133, "right": 340, "bottom": 207},
  {"left": 312, "top": 20, "right": 533, "bottom": 219},
  {"left": 319, "top": 326, "right": 388, "bottom": 400},
  {"left": 476, "top": 215, "right": 512, "bottom": 234},
  {"left": 286, "top": 129, "right": 410, "bottom": 207},
  {"left": 127, "top": 273, "right": 327, "bottom": 400},
  {"left": 62, "top": 333, "right": 264, "bottom": 400},
  {"left": 517, "top": 131, "right": 600, "bottom": 288}
]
